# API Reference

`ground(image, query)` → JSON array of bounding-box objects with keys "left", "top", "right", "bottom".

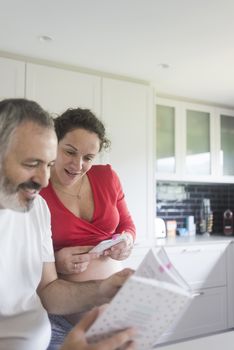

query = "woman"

[{"left": 40, "top": 107, "right": 136, "bottom": 349}]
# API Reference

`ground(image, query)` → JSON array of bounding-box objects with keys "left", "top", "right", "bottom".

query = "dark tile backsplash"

[{"left": 156, "top": 181, "right": 234, "bottom": 235}]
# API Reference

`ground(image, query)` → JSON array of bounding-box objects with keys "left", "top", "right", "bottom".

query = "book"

[{"left": 86, "top": 247, "right": 193, "bottom": 350}]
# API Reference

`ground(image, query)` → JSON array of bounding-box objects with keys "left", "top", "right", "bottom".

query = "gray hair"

[{"left": 0, "top": 98, "right": 54, "bottom": 157}]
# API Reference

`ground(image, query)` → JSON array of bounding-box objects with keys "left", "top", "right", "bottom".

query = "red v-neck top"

[{"left": 40, "top": 164, "right": 136, "bottom": 251}]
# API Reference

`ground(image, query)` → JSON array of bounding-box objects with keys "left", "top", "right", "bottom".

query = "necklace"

[{"left": 52, "top": 176, "right": 84, "bottom": 200}]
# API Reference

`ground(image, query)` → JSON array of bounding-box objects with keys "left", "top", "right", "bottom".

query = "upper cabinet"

[
  {"left": 0, "top": 55, "right": 155, "bottom": 243},
  {"left": 185, "top": 108, "right": 211, "bottom": 176},
  {"left": 0, "top": 57, "right": 25, "bottom": 99},
  {"left": 156, "top": 103, "right": 177, "bottom": 174},
  {"left": 101, "top": 78, "right": 155, "bottom": 244},
  {"left": 220, "top": 111, "right": 234, "bottom": 176},
  {"left": 156, "top": 97, "right": 234, "bottom": 183},
  {"left": 26, "top": 63, "right": 101, "bottom": 115}
]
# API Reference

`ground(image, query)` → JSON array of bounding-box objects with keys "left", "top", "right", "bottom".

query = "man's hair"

[
  {"left": 54, "top": 107, "right": 111, "bottom": 152},
  {"left": 0, "top": 98, "right": 54, "bottom": 156}
]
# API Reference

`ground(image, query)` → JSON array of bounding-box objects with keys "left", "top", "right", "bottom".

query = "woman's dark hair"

[{"left": 54, "top": 108, "right": 110, "bottom": 152}]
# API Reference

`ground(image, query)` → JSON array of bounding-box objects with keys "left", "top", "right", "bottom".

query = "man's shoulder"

[{"left": 33, "top": 195, "right": 50, "bottom": 214}]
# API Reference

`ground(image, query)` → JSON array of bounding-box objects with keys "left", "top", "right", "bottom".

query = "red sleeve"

[{"left": 112, "top": 168, "right": 136, "bottom": 240}]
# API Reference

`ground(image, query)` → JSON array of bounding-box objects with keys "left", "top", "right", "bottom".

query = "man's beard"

[{"left": 0, "top": 171, "right": 41, "bottom": 212}]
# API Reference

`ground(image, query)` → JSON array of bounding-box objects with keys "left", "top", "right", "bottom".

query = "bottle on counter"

[
  {"left": 166, "top": 220, "right": 177, "bottom": 238},
  {"left": 200, "top": 198, "right": 213, "bottom": 235},
  {"left": 186, "top": 215, "right": 196, "bottom": 236}
]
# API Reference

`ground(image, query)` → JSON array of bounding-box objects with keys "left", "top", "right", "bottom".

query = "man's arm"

[{"left": 37, "top": 262, "right": 133, "bottom": 314}]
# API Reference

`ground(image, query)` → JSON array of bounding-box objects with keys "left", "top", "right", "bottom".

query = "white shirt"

[{"left": 0, "top": 196, "right": 55, "bottom": 350}]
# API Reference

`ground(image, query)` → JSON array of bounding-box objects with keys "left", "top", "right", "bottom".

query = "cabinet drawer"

[
  {"left": 164, "top": 244, "right": 228, "bottom": 289},
  {"left": 157, "top": 286, "right": 227, "bottom": 344}
]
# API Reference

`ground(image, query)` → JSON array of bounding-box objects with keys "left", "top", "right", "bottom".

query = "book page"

[
  {"left": 156, "top": 248, "right": 190, "bottom": 290},
  {"left": 136, "top": 248, "right": 190, "bottom": 291},
  {"left": 86, "top": 275, "right": 192, "bottom": 350}
]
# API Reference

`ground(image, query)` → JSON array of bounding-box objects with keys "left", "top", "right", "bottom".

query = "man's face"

[{"left": 0, "top": 121, "right": 57, "bottom": 211}]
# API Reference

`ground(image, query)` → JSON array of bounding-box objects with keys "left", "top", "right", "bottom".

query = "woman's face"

[{"left": 54, "top": 128, "right": 100, "bottom": 186}]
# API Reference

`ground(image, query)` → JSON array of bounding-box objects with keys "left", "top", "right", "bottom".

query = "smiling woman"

[{"left": 40, "top": 107, "right": 136, "bottom": 349}]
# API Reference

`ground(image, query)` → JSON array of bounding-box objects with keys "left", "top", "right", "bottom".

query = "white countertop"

[
  {"left": 156, "top": 330, "right": 234, "bottom": 350},
  {"left": 155, "top": 234, "right": 234, "bottom": 247}
]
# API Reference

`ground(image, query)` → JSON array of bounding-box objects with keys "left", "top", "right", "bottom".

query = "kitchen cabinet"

[
  {"left": 220, "top": 110, "right": 234, "bottom": 176},
  {"left": 156, "top": 104, "right": 176, "bottom": 174},
  {"left": 158, "top": 331, "right": 234, "bottom": 350},
  {"left": 156, "top": 242, "right": 229, "bottom": 344},
  {"left": 101, "top": 77, "right": 155, "bottom": 244},
  {"left": 25, "top": 63, "right": 101, "bottom": 115},
  {"left": 156, "top": 97, "right": 234, "bottom": 183},
  {"left": 0, "top": 56, "right": 25, "bottom": 99},
  {"left": 185, "top": 108, "right": 211, "bottom": 176},
  {"left": 123, "top": 239, "right": 232, "bottom": 345},
  {"left": 1, "top": 55, "right": 155, "bottom": 243},
  {"left": 156, "top": 99, "right": 181, "bottom": 178},
  {"left": 227, "top": 241, "right": 234, "bottom": 328}
]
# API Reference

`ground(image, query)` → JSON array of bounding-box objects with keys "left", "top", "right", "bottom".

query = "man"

[{"left": 0, "top": 98, "right": 134, "bottom": 350}]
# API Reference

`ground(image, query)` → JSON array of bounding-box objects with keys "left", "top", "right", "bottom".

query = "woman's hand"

[
  {"left": 55, "top": 246, "right": 99, "bottom": 275},
  {"left": 104, "top": 233, "right": 134, "bottom": 261}
]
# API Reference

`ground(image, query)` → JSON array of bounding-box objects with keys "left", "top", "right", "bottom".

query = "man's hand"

[
  {"left": 60, "top": 307, "right": 135, "bottom": 350},
  {"left": 96, "top": 268, "right": 134, "bottom": 305}
]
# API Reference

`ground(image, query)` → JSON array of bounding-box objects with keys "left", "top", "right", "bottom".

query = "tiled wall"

[{"left": 156, "top": 181, "right": 234, "bottom": 235}]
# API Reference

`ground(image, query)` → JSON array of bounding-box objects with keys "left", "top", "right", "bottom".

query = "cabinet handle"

[
  {"left": 192, "top": 291, "right": 205, "bottom": 297},
  {"left": 181, "top": 248, "right": 201, "bottom": 254}
]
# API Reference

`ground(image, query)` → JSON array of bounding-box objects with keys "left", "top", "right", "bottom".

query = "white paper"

[
  {"left": 89, "top": 235, "right": 127, "bottom": 254},
  {"left": 86, "top": 248, "right": 193, "bottom": 350}
]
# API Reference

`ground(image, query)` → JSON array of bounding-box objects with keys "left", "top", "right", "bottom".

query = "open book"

[{"left": 86, "top": 247, "right": 193, "bottom": 350}]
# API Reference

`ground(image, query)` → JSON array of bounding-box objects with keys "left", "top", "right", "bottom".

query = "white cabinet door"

[
  {"left": 101, "top": 78, "right": 154, "bottom": 244},
  {"left": 0, "top": 57, "right": 25, "bottom": 99},
  {"left": 158, "top": 242, "right": 229, "bottom": 344},
  {"left": 156, "top": 97, "right": 234, "bottom": 183},
  {"left": 158, "top": 286, "right": 227, "bottom": 344},
  {"left": 26, "top": 63, "right": 101, "bottom": 115},
  {"left": 165, "top": 243, "right": 227, "bottom": 289},
  {"left": 156, "top": 97, "right": 183, "bottom": 181},
  {"left": 217, "top": 108, "right": 234, "bottom": 181},
  {"left": 227, "top": 242, "right": 234, "bottom": 328}
]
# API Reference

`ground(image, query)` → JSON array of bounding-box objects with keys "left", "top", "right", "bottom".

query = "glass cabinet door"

[
  {"left": 186, "top": 109, "right": 211, "bottom": 175},
  {"left": 156, "top": 105, "right": 175, "bottom": 174},
  {"left": 220, "top": 114, "right": 234, "bottom": 175}
]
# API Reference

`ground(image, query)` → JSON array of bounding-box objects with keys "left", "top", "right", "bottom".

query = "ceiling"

[{"left": 1, "top": 0, "right": 234, "bottom": 107}]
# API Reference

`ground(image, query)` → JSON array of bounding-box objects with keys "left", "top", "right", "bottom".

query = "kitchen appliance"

[
  {"left": 223, "top": 209, "right": 233, "bottom": 235},
  {"left": 155, "top": 217, "right": 166, "bottom": 238}
]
